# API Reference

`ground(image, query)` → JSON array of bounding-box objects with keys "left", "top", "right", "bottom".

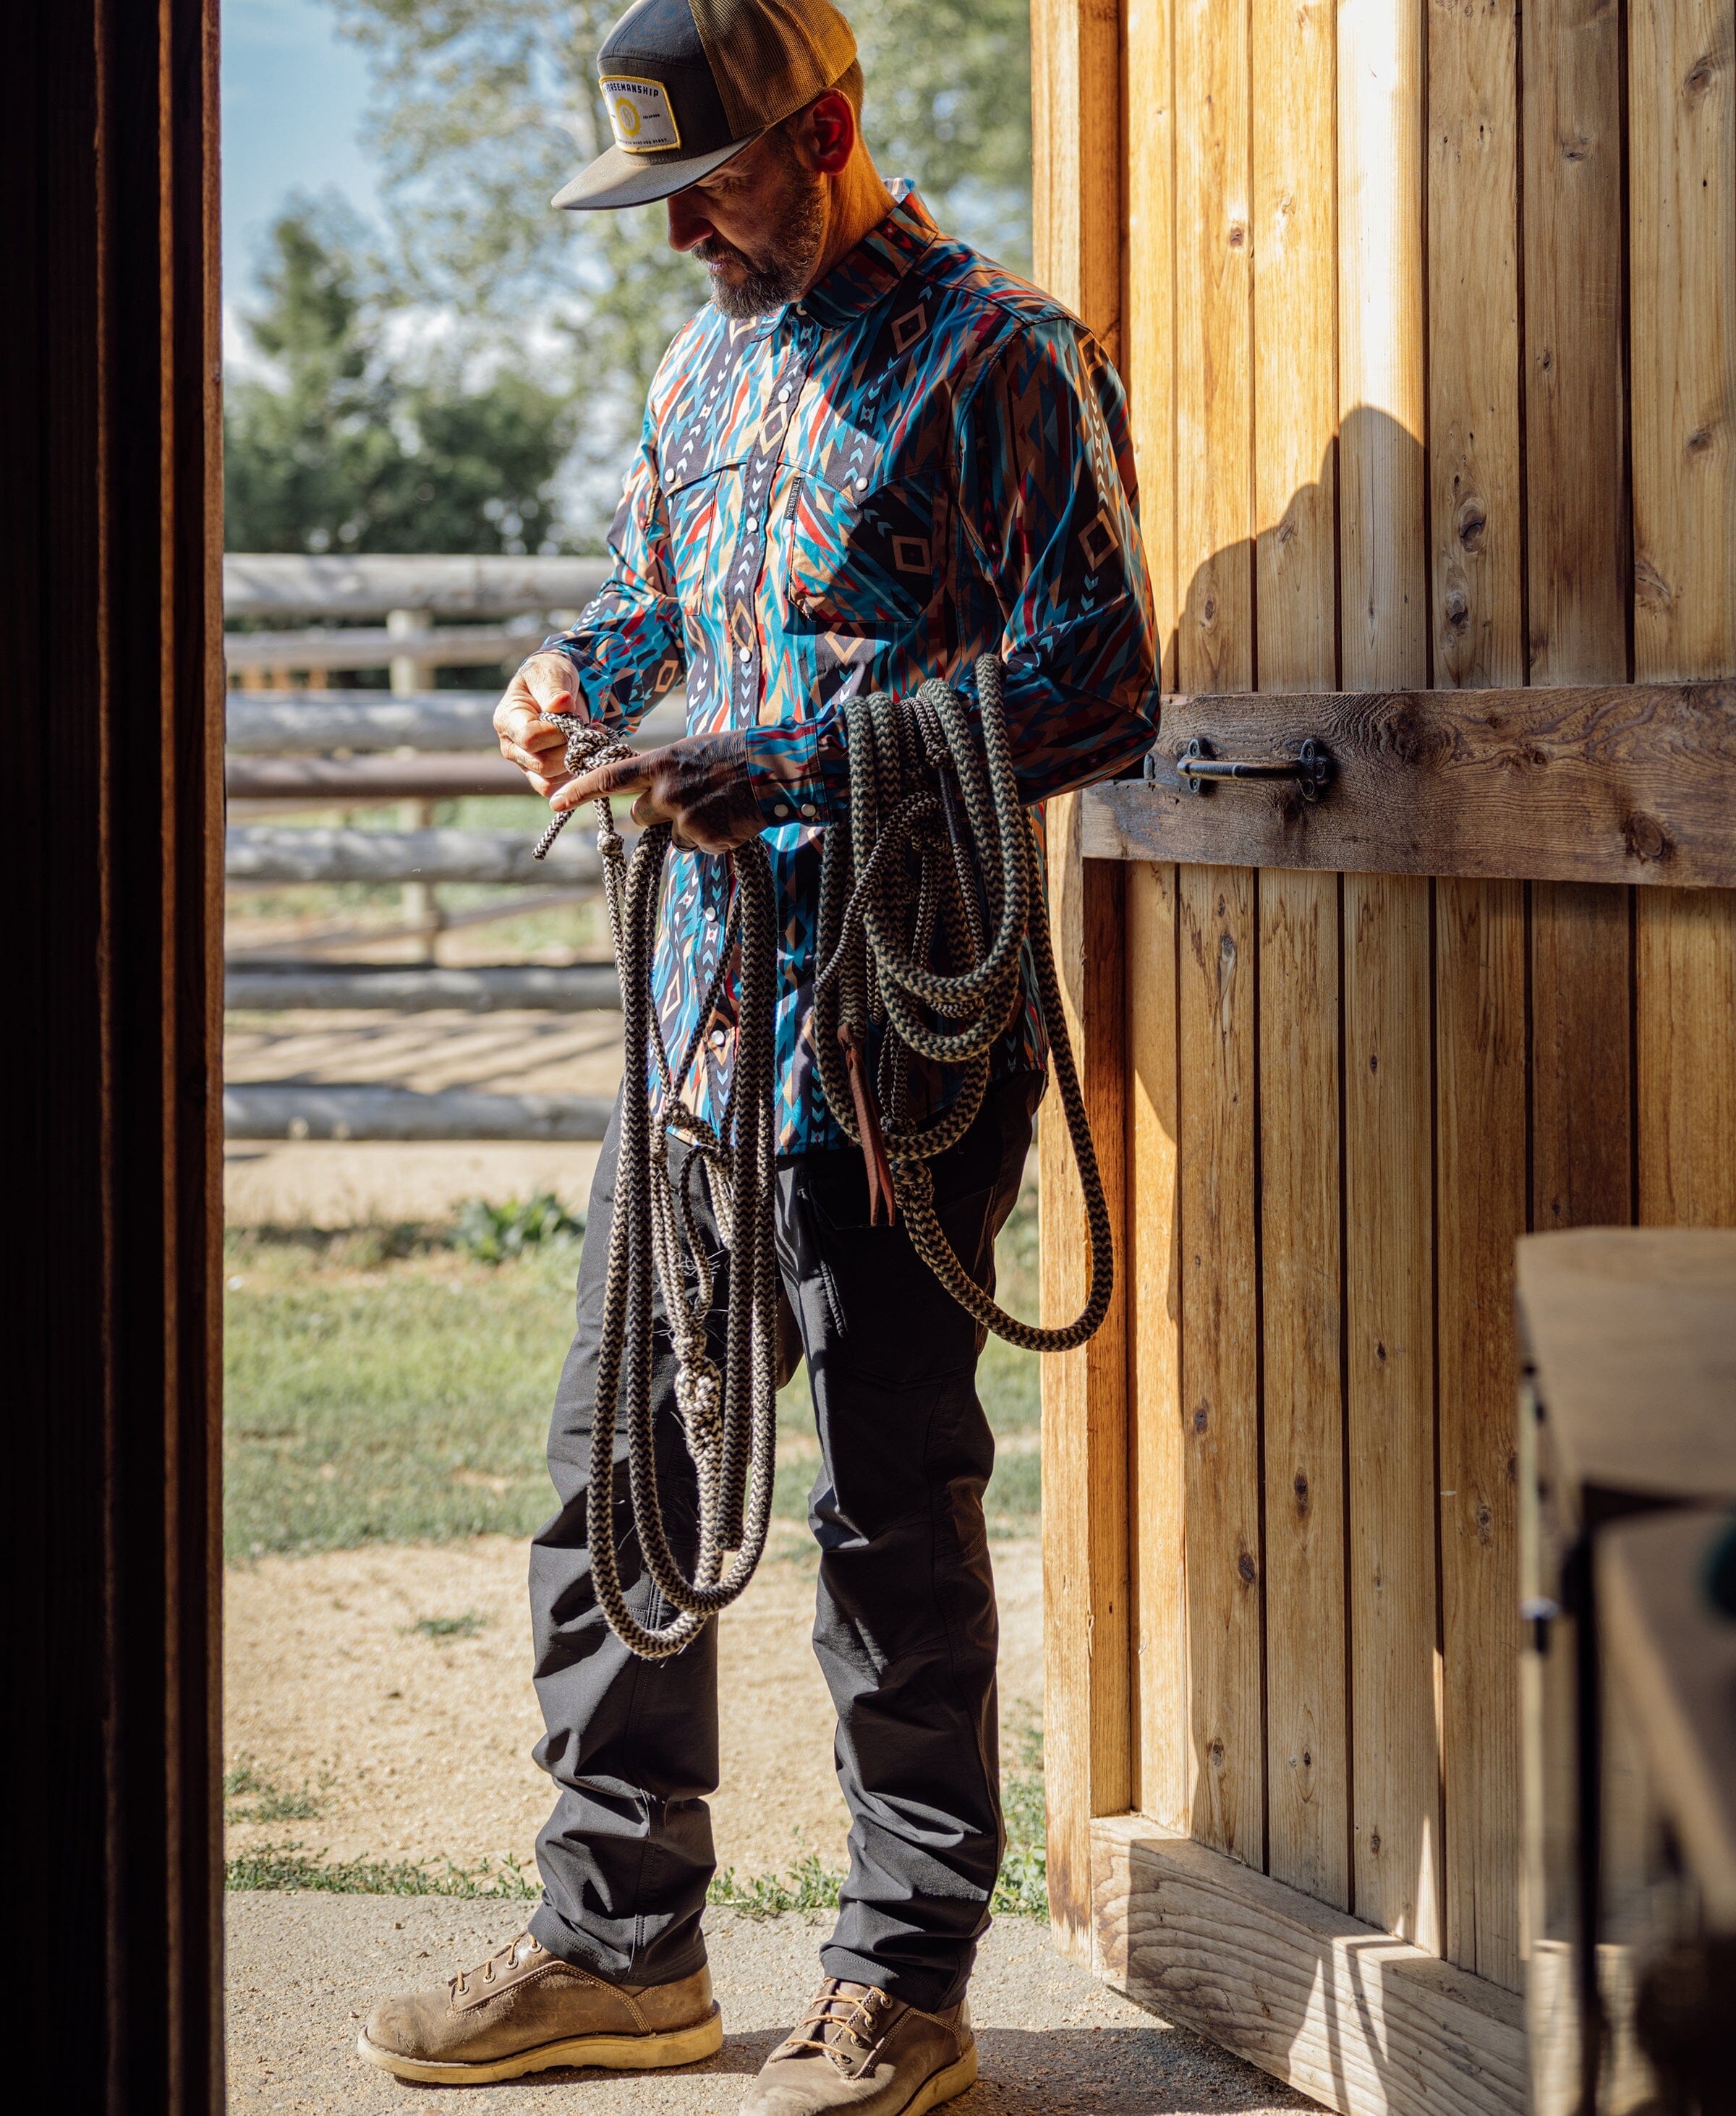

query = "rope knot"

[{"left": 674, "top": 1356, "right": 723, "bottom": 1446}]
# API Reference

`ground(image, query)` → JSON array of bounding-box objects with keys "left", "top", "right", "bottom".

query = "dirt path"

[
  {"left": 228, "top": 1893, "right": 1313, "bottom": 2116},
  {"left": 225, "top": 1531, "right": 1044, "bottom": 1882}
]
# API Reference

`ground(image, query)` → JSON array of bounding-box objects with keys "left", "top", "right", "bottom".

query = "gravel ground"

[
  {"left": 228, "top": 1893, "right": 1315, "bottom": 2115},
  {"left": 224, "top": 1533, "right": 1044, "bottom": 1881}
]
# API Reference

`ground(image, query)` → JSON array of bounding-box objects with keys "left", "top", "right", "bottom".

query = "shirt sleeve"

[
  {"left": 739, "top": 313, "right": 1161, "bottom": 825},
  {"left": 534, "top": 407, "right": 686, "bottom": 730}
]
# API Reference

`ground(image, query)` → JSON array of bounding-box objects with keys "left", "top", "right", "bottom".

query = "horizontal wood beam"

[
  {"left": 226, "top": 825, "right": 608, "bottom": 888},
  {"left": 1093, "top": 1817, "right": 1526, "bottom": 2116},
  {"left": 224, "top": 963, "right": 621, "bottom": 1014},
  {"left": 222, "top": 553, "right": 610, "bottom": 619},
  {"left": 224, "top": 621, "right": 543, "bottom": 674},
  {"left": 226, "top": 694, "right": 498, "bottom": 753},
  {"left": 225, "top": 693, "right": 684, "bottom": 756},
  {"left": 222, "top": 1084, "right": 615, "bottom": 1142},
  {"left": 226, "top": 754, "right": 526, "bottom": 801},
  {"left": 1084, "top": 681, "right": 1736, "bottom": 887}
]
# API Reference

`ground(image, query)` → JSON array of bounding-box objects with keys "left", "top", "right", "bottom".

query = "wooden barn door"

[{"left": 1033, "top": 0, "right": 1736, "bottom": 2108}]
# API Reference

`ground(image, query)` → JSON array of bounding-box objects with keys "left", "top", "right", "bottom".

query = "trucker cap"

[{"left": 553, "top": 0, "right": 858, "bottom": 212}]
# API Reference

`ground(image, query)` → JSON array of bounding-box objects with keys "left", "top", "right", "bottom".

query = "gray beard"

[{"left": 700, "top": 169, "right": 827, "bottom": 319}]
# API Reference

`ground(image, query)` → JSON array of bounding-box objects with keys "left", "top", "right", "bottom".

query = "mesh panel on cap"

[{"left": 687, "top": 0, "right": 857, "bottom": 140}]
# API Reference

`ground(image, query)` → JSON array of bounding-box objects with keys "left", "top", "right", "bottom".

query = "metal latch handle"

[{"left": 1154, "top": 736, "right": 1335, "bottom": 802}]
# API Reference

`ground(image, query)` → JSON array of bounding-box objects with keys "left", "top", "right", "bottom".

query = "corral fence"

[{"left": 222, "top": 553, "right": 666, "bottom": 1143}]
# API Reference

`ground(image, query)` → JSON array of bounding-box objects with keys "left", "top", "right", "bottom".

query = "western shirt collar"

[{"left": 789, "top": 179, "right": 937, "bottom": 331}]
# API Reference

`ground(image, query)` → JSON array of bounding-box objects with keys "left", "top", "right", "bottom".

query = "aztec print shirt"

[{"left": 543, "top": 184, "right": 1160, "bottom": 1156}]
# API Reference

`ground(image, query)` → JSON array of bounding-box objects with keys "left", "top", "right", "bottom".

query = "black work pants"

[{"left": 527, "top": 1073, "right": 1039, "bottom": 2014}]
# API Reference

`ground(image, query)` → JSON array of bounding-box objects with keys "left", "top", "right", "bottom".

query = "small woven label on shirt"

[{"left": 602, "top": 77, "right": 682, "bottom": 153}]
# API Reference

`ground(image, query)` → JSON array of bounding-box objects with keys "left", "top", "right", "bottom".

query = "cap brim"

[{"left": 551, "top": 134, "right": 761, "bottom": 211}]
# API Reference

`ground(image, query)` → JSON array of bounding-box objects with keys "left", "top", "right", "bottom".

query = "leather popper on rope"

[{"left": 532, "top": 654, "right": 1112, "bottom": 1661}]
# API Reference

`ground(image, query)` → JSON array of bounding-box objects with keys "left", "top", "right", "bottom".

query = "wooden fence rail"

[
  {"left": 226, "top": 963, "right": 621, "bottom": 1012},
  {"left": 226, "top": 694, "right": 499, "bottom": 752},
  {"left": 225, "top": 692, "right": 684, "bottom": 755},
  {"left": 223, "top": 553, "right": 610, "bottom": 619},
  {"left": 223, "top": 1083, "right": 615, "bottom": 1142},
  {"left": 224, "top": 621, "right": 545, "bottom": 676},
  {"left": 226, "top": 824, "right": 608, "bottom": 888}
]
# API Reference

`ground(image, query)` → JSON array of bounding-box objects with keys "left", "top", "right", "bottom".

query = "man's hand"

[
  {"left": 556, "top": 729, "right": 762, "bottom": 856},
  {"left": 494, "top": 652, "right": 582, "bottom": 796}
]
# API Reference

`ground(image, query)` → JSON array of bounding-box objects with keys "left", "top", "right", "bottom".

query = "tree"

[{"left": 224, "top": 202, "right": 577, "bottom": 553}]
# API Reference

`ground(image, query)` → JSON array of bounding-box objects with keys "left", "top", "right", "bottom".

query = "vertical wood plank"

[
  {"left": 1126, "top": 0, "right": 1180, "bottom": 693},
  {"left": 1033, "top": 0, "right": 1128, "bottom": 356},
  {"left": 1523, "top": 0, "right": 1629, "bottom": 684},
  {"left": 1337, "top": 0, "right": 1429, "bottom": 688},
  {"left": 1426, "top": 0, "right": 1527, "bottom": 1989},
  {"left": 1034, "top": 0, "right": 1132, "bottom": 1958},
  {"left": 1636, "top": 889, "right": 1736, "bottom": 1226},
  {"left": 1630, "top": 0, "right": 1736, "bottom": 1237},
  {"left": 1344, "top": 871, "right": 1440, "bottom": 1948},
  {"left": 1628, "top": 0, "right": 1736, "bottom": 679},
  {"left": 1177, "top": 864, "right": 1264, "bottom": 1869},
  {"left": 1175, "top": 0, "right": 1254, "bottom": 692},
  {"left": 1127, "top": 862, "right": 1187, "bottom": 1830},
  {"left": 1252, "top": 0, "right": 1345, "bottom": 1912},
  {"left": 1259, "top": 868, "right": 1347, "bottom": 1907},
  {"left": 1254, "top": 0, "right": 1338, "bottom": 687},
  {"left": 1531, "top": 885, "right": 1633, "bottom": 1231},
  {"left": 1523, "top": 0, "right": 1634, "bottom": 1240},
  {"left": 1427, "top": 0, "right": 1523, "bottom": 688},
  {"left": 1338, "top": 0, "right": 1435, "bottom": 1953},
  {"left": 1041, "top": 807, "right": 1131, "bottom": 1957},
  {"left": 1435, "top": 878, "right": 1528, "bottom": 1990}
]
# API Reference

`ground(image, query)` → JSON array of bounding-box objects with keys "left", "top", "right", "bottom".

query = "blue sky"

[{"left": 222, "top": 0, "right": 380, "bottom": 302}]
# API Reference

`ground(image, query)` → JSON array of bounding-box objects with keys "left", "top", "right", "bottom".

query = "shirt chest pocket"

[
  {"left": 782, "top": 473, "right": 944, "bottom": 638},
  {"left": 663, "top": 460, "right": 740, "bottom": 619}
]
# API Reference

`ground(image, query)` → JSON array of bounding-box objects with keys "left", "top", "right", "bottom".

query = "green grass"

[
  {"left": 224, "top": 1755, "right": 331, "bottom": 1825},
  {"left": 226, "top": 1843, "right": 540, "bottom": 1898},
  {"left": 224, "top": 1723, "right": 1048, "bottom": 1916},
  {"left": 406, "top": 1610, "right": 490, "bottom": 1644},
  {"left": 223, "top": 1188, "right": 1042, "bottom": 1563}
]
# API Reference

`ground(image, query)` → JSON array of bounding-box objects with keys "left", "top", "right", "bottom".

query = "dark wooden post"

[{"left": 4, "top": 4, "right": 224, "bottom": 2110}]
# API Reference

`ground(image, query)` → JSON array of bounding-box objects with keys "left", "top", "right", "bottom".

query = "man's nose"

[{"left": 665, "top": 190, "right": 713, "bottom": 252}]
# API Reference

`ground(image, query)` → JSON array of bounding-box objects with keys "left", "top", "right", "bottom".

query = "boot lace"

[
  {"left": 781, "top": 1979, "right": 893, "bottom": 2069},
  {"left": 451, "top": 1932, "right": 542, "bottom": 2000}
]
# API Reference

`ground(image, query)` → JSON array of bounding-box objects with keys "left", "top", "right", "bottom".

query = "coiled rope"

[{"left": 531, "top": 653, "right": 1110, "bottom": 1660}]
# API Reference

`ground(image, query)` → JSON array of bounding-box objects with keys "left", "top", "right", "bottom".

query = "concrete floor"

[{"left": 227, "top": 1894, "right": 1316, "bottom": 2115}]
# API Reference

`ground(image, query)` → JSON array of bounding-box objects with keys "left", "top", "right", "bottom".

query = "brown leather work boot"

[
  {"left": 739, "top": 1978, "right": 977, "bottom": 2116},
  {"left": 357, "top": 1931, "right": 722, "bottom": 2085}
]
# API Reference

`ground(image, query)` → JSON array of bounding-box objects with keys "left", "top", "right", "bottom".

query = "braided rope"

[
  {"left": 533, "top": 719, "right": 778, "bottom": 1660},
  {"left": 814, "top": 658, "right": 1113, "bottom": 1352},
  {"left": 527, "top": 657, "right": 1110, "bottom": 1663}
]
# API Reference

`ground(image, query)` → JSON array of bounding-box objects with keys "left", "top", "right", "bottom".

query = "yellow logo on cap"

[{"left": 600, "top": 75, "right": 682, "bottom": 153}]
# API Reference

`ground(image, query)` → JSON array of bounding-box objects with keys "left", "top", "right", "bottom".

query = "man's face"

[{"left": 665, "top": 125, "right": 827, "bottom": 319}]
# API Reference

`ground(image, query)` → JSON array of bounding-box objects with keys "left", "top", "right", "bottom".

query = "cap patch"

[{"left": 602, "top": 76, "right": 682, "bottom": 153}]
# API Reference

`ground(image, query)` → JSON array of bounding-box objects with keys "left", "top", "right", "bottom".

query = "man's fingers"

[
  {"left": 555, "top": 755, "right": 656, "bottom": 811},
  {"left": 519, "top": 651, "right": 581, "bottom": 713}
]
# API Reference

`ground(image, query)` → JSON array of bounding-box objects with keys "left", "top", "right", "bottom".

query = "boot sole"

[
  {"left": 356, "top": 2004, "right": 723, "bottom": 2084},
  {"left": 903, "top": 2043, "right": 980, "bottom": 2116}
]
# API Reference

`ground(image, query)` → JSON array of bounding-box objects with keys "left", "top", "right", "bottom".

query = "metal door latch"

[{"left": 1150, "top": 736, "right": 1335, "bottom": 801}]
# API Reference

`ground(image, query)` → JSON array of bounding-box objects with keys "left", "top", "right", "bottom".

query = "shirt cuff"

[{"left": 742, "top": 721, "right": 846, "bottom": 829}]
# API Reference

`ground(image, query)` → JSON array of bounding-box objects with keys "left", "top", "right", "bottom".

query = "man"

[{"left": 361, "top": 1, "right": 1157, "bottom": 2107}]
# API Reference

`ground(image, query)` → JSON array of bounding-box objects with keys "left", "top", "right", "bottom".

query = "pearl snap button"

[
  {"left": 799, "top": 803, "right": 817, "bottom": 819},
  {"left": 773, "top": 802, "right": 790, "bottom": 818}
]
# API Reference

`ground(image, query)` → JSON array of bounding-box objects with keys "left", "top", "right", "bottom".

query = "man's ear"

[{"left": 802, "top": 88, "right": 856, "bottom": 175}]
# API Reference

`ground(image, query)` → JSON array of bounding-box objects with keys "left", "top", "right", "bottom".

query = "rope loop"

[
  {"left": 527, "top": 658, "right": 1112, "bottom": 1662},
  {"left": 814, "top": 655, "right": 1113, "bottom": 1353}
]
